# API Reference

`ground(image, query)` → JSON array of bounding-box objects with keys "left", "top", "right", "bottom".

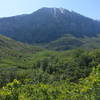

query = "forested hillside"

[
  {"left": 46, "top": 34, "right": 100, "bottom": 50},
  {"left": 0, "top": 35, "right": 100, "bottom": 99},
  {"left": 0, "top": 34, "right": 43, "bottom": 55}
]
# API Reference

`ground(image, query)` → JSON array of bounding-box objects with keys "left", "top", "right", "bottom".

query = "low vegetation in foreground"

[{"left": 0, "top": 46, "right": 100, "bottom": 99}]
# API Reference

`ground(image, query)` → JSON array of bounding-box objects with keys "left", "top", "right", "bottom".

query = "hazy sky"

[{"left": 0, "top": 0, "right": 99, "bottom": 20}]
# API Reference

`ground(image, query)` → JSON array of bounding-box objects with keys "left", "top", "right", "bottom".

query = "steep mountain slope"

[{"left": 0, "top": 7, "right": 100, "bottom": 44}]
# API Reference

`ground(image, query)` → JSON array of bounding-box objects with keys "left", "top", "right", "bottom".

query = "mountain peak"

[
  {"left": 40, "top": 7, "right": 65, "bottom": 11},
  {"left": 35, "top": 7, "right": 69, "bottom": 17}
]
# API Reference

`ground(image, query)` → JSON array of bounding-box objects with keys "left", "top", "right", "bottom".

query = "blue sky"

[{"left": 0, "top": 0, "right": 99, "bottom": 20}]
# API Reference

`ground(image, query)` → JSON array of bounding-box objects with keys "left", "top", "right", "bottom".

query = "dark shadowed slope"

[{"left": 0, "top": 7, "right": 100, "bottom": 44}]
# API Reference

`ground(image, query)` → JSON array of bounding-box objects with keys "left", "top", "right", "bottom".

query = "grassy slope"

[
  {"left": 45, "top": 34, "right": 100, "bottom": 51},
  {"left": 0, "top": 34, "right": 43, "bottom": 56}
]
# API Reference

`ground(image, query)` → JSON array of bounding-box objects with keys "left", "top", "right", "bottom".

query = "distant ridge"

[{"left": 0, "top": 34, "right": 43, "bottom": 55}]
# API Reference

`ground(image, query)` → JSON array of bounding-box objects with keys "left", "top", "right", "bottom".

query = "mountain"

[
  {"left": 0, "top": 8, "right": 100, "bottom": 99},
  {"left": 0, "top": 7, "right": 100, "bottom": 44}
]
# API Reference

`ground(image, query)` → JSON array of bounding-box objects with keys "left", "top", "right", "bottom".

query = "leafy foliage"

[
  {"left": 0, "top": 35, "right": 100, "bottom": 100},
  {"left": 0, "top": 65, "right": 100, "bottom": 100}
]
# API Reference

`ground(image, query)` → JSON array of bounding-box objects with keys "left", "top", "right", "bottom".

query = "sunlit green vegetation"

[
  {"left": 0, "top": 35, "right": 100, "bottom": 100},
  {"left": 0, "top": 48, "right": 100, "bottom": 99}
]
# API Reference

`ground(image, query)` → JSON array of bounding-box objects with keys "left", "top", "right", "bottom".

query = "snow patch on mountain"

[{"left": 59, "top": 8, "right": 65, "bottom": 14}]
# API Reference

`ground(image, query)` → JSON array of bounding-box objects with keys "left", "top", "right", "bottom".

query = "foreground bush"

[{"left": 0, "top": 65, "right": 100, "bottom": 100}]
